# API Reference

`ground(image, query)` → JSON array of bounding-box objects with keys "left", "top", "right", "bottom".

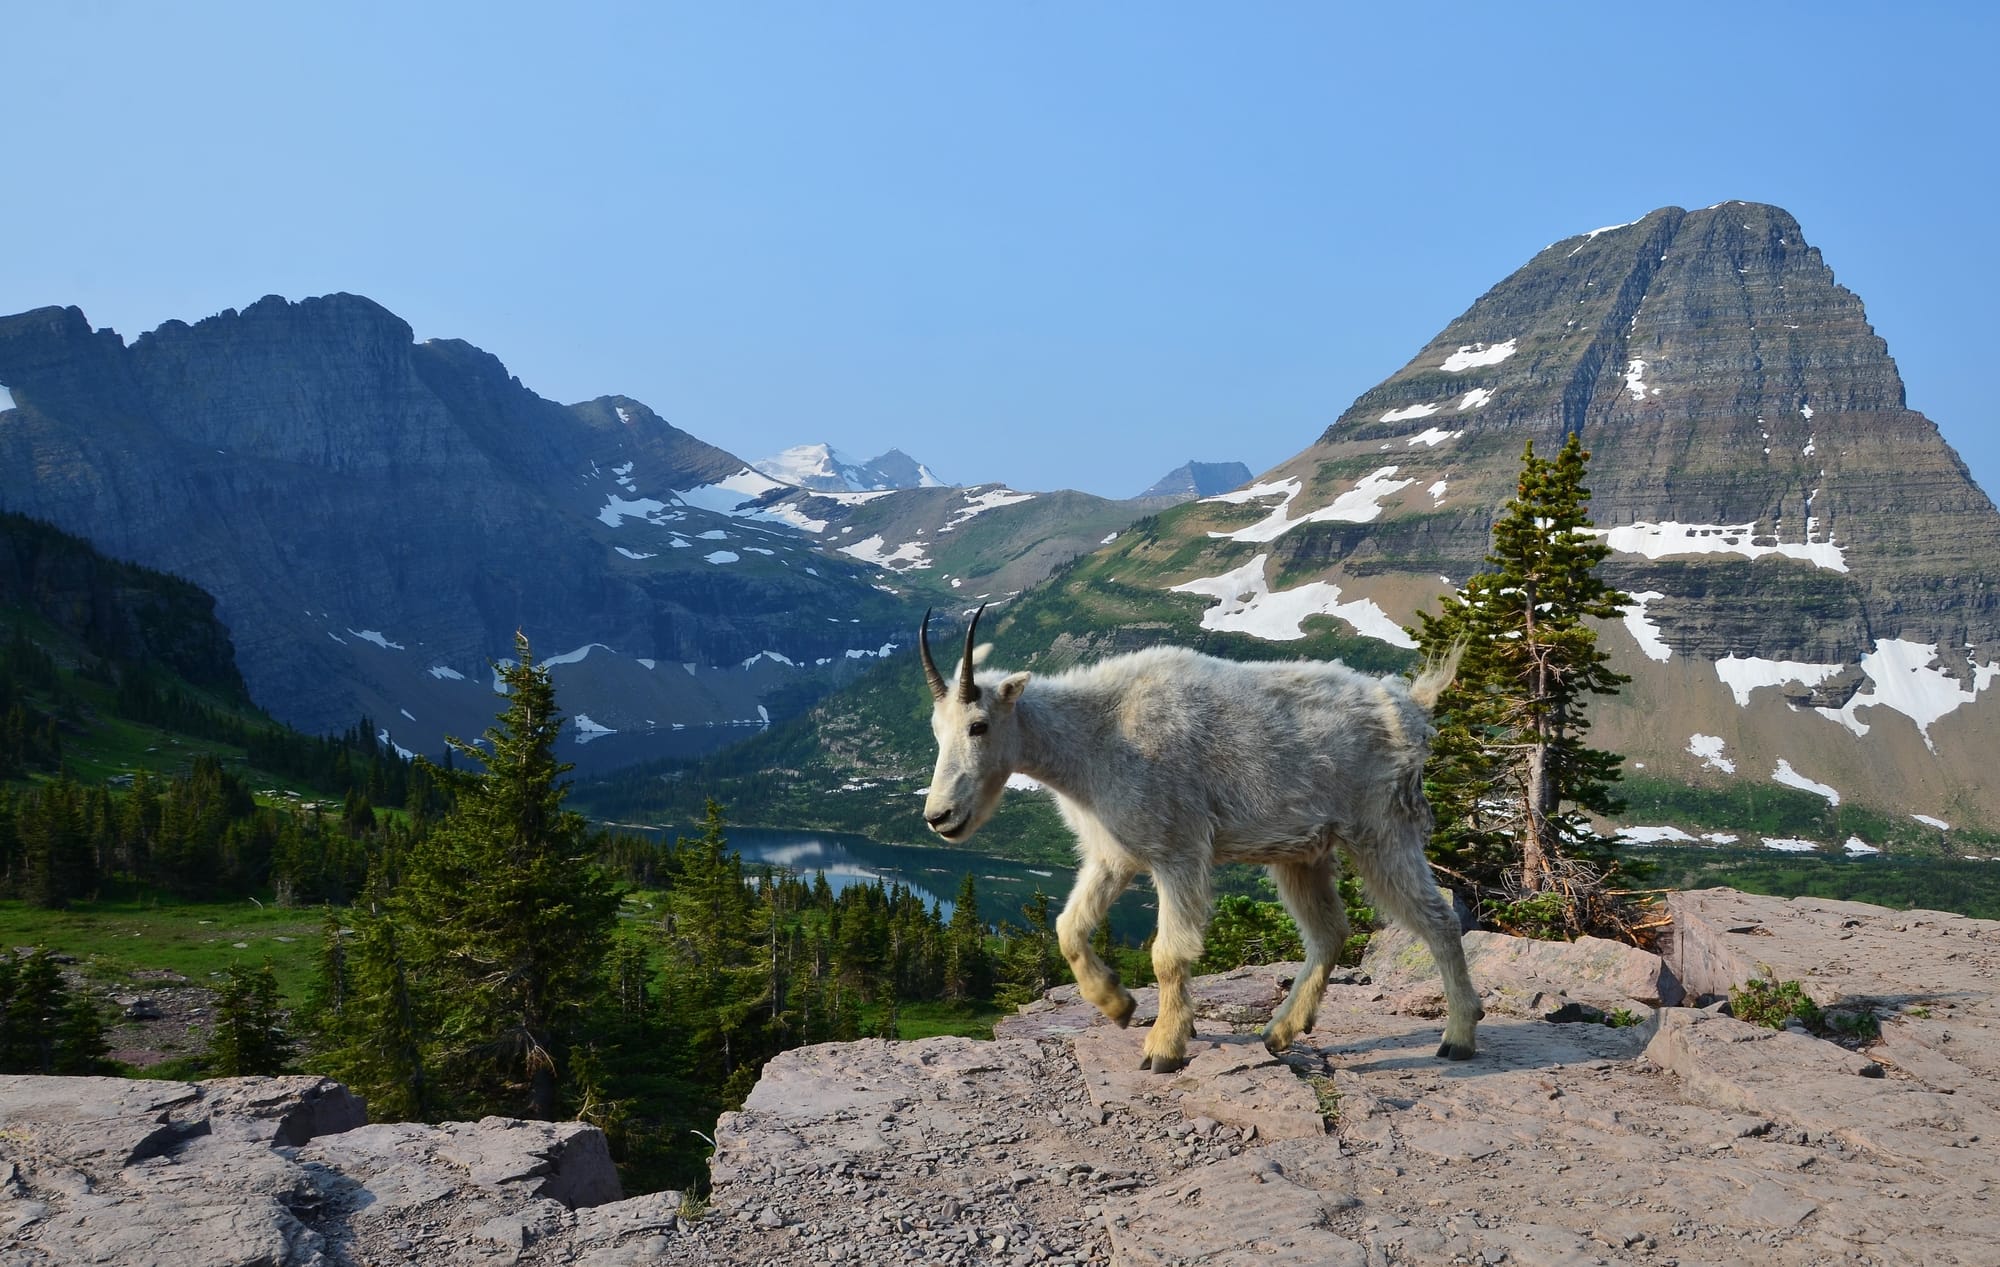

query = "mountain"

[
  {"left": 0, "top": 294, "right": 1188, "bottom": 773},
  {"left": 1138, "top": 460, "right": 1253, "bottom": 500},
  {"left": 608, "top": 202, "right": 2000, "bottom": 853},
  {"left": 0, "top": 294, "right": 918, "bottom": 769},
  {"left": 753, "top": 443, "right": 948, "bottom": 492}
]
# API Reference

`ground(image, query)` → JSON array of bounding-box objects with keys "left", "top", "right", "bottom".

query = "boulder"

[{"left": 1360, "top": 924, "right": 1680, "bottom": 1007}]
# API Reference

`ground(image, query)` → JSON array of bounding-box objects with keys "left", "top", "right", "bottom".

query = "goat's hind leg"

[
  {"left": 1350, "top": 825, "right": 1483, "bottom": 1060},
  {"left": 1057, "top": 852, "right": 1138, "bottom": 1026},
  {"left": 1140, "top": 861, "right": 1209, "bottom": 1074},
  {"left": 1262, "top": 852, "right": 1351, "bottom": 1056}
]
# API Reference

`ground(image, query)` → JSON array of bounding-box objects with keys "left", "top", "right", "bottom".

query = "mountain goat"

[{"left": 920, "top": 606, "right": 1479, "bottom": 1073}]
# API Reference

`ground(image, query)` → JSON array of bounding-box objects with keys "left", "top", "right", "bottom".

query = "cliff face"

[
  {"left": 1314, "top": 202, "right": 2000, "bottom": 663},
  {"left": 0, "top": 295, "right": 913, "bottom": 760}
]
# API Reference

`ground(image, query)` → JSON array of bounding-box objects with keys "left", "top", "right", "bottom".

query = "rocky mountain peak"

[
  {"left": 1140, "top": 459, "right": 1253, "bottom": 500},
  {"left": 753, "top": 442, "right": 948, "bottom": 492},
  {"left": 1014, "top": 201, "right": 2000, "bottom": 832}
]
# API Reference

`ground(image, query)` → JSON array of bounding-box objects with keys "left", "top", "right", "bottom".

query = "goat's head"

[{"left": 919, "top": 604, "right": 1030, "bottom": 842}]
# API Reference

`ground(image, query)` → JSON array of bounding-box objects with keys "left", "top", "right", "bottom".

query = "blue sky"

[{"left": 4, "top": 2, "right": 1994, "bottom": 500}]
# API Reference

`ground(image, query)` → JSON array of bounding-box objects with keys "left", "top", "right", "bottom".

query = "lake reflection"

[{"left": 619, "top": 823, "right": 1151, "bottom": 936}]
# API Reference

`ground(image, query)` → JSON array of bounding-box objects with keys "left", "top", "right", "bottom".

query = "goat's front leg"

[
  {"left": 1140, "top": 862, "right": 1209, "bottom": 1073},
  {"left": 1057, "top": 851, "right": 1138, "bottom": 1026}
]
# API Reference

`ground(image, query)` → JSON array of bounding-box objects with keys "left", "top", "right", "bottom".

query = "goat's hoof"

[
  {"left": 1436, "top": 1040, "right": 1476, "bottom": 1061},
  {"left": 1139, "top": 1053, "right": 1188, "bottom": 1075},
  {"left": 1109, "top": 991, "right": 1137, "bottom": 1029},
  {"left": 1260, "top": 1028, "right": 1292, "bottom": 1057}
]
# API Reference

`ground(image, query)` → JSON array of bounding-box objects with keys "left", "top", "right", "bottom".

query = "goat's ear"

[
  {"left": 971, "top": 642, "right": 994, "bottom": 666},
  {"left": 996, "top": 671, "right": 1031, "bottom": 705}
]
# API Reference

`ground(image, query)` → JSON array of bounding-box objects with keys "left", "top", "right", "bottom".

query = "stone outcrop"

[
  {"left": 0, "top": 1074, "right": 634, "bottom": 1266},
  {"left": 5, "top": 889, "right": 1997, "bottom": 1264},
  {"left": 693, "top": 889, "right": 1998, "bottom": 1266}
]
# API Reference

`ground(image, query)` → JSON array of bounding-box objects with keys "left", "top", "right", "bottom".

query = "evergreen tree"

[
  {"left": 0, "top": 950, "right": 109, "bottom": 1074},
  {"left": 995, "top": 890, "right": 1063, "bottom": 1009},
  {"left": 321, "top": 894, "right": 432, "bottom": 1120},
  {"left": 206, "top": 962, "right": 295, "bottom": 1076},
  {"left": 397, "top": 632, "right": 620, "bottom": 1119},
  {"left": 944, "top": 873, "right": 991, "bottom": 1001},
  {"left": 1413, "top": 434, "right": 1632, "bottom": 922}
]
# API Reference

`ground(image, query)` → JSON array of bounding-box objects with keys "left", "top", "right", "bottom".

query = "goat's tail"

[{"left": 1409, "top": 637, "right": 1468, "bottom": 711}]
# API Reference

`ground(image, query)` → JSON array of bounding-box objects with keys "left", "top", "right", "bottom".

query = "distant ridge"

[{"left": 1139, "top": 460, "right": 1252, "bottom": 500}]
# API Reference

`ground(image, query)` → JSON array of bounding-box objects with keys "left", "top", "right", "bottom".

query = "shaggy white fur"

[{"left": 920, "top": 609, "right": 1479, "bottom": 1072}]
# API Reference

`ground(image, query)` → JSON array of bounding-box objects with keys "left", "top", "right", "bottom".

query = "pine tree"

[
  {"left": 206, "top": 962, "right": 295, "bottom": 1076},
  {"left": 1413, "top": 434, "right": 1631, "bottom": 922},
  {"left": 944, "top": 873, "right": 991, "bottom": 1002},
  {"left": 398, "top": 632, "right": 620, "bottom": 1119}
]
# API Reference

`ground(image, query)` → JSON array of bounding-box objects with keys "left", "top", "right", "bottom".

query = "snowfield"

[{"left": 1170, "top": 553, "right": 1415, "bottom": 647}]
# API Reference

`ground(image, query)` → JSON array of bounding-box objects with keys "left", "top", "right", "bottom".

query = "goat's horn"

[
  {"left": 958, "top": 604, "right": 986, "bottom": 702},
  {"left": 919, "top": 609, "right": 947, "bottom": 702}
]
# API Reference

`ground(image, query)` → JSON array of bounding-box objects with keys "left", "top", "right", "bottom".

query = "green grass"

[
  {"left": 873, "top": 999, "right": 1007, "bottom": 1041},
  {"left": 0, "top": 885, "right": 324, "bottom": 999},
  {"left": 1636, "top": 845, "right": 2000, "bottom": 920}
]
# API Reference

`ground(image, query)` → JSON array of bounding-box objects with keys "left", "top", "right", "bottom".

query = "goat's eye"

[{"left": 968, "top": 721, "right": 989, "bottom": 737}]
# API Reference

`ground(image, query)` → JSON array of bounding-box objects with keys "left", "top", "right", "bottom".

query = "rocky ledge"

[{"left": 4, "top": 887, "right": 1996, "bottom": 1265}]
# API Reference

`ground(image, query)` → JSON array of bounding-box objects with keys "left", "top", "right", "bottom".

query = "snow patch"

[
  {"left": 427, "top": 665, "right": 465, "bottom": 681},
  {"left": 1686, "top": 733, "right": 1736, "bottom": 774},
  {"left": 705, "top": 550, "right": 741, "bottom": 564},
  {"left": 614, "top": 547, "right": 657, "bottom": 560},
  {"left": 1622, "top": 825, "right": 1697, "bottom": 844},
  {"left": 1817, "top": 639, "right": 2000, "bottom": 750},
  {"left": 742, "top": 650, "right": 798, "bottom": 669},
  {"left": 1405, "top": 426, "right": 1463, "bottom": 448},
  {"left": 1620, "top": 591, "right": 1671, "bottom": 663},
  {"left": 1379, "top": 403, "right": 1439, "bottom": 423},
  {"left": 841, "top": 535, "right": 931, "bottom": 569},
  {"left": 1440, "top": 339, "right": 1517, "bottom": 372},
  {"left": 597, "top": 494, "right": 671, "bottom": 527},
  {"left": 1100, "top": 532, "right": 1120, "bottom": 545},
  {"left": 1762, "top": 837, "right": 1822, "bottom": 854},
  {"left": 1597, "top": 520, "right": 1846, "bottom": 572},
  {"left": 399, "top": 708, "right": 415, "bottom": 721},
  {"left": 572, "top": 714, "right": 616, "bottom": 743},
  {"left": 376, "top": 729, "right": 417, "bottom": 761},
  {"left": 1207, "top": 468, "right": 1414, "bottom": 544},
  {"left": 1713, "top": 656, "right": 1842, "bottom": 708},
  {"left": 1622, "top": 359, "right": 1650, "bottom": 401},
  {"left": 1845, "top": 837, "right": 1880, "bottom": 856},
  {"left": 1457, "top": 388, "right": 1493, "bottom": 411},
  {"left": 942, "top": 488, "right": 1035, "bottom": 531},
  {"left": 1772, "top": 758, "right": 1840, "bottom": 806},
  {"left": 0, "top": 384, "right": 14, "bottom": 412},
  {"left": 347, "top": 629, "right": 405, "bottom": 651},
  {"left": 1913, "top": 814, "right": 1951, "bottom": 831},
  {"left": 1427, "top": 480, "right": 1448, "bottom": 506},
  {"left": 541, "top": 644, "right": 611, "bottom": 669},
  {"left": 1170, "top": 553, "right": 1416, "bottom": 647},
  {"left": 674, "top": 467, "right": 786, "bottom": 515}
]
